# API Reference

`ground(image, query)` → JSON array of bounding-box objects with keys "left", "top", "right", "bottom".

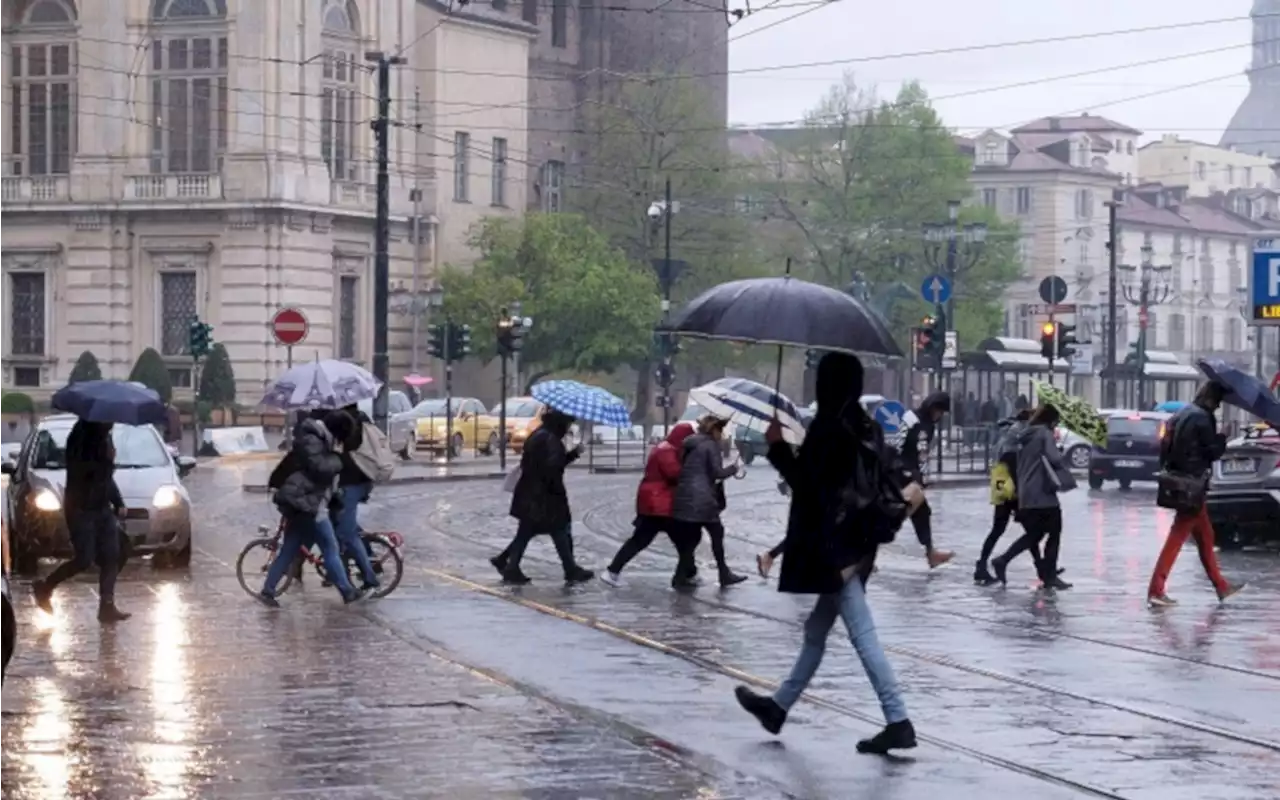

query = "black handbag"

[
  {"left": 1155, "top": 412, "right": 1207, "bottom": 513},
  {"left": 832, "top": 439, "right": 908, "bottom": 545}
]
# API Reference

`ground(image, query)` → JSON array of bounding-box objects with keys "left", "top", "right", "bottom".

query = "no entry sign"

[{"left": 272, "top": 307, "right": 309, "bottom": 346}]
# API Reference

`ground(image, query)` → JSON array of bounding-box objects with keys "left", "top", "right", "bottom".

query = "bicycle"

[{"left": 236, "top": 518, "right": 405, "bottom": 600}]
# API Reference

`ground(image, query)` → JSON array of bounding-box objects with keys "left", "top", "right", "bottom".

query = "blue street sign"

[
  {"left": 1252, "top": 239, "right": 1280, "bottom": 325},
  {"left": 874, "top": 400, "right": 907, "bottom": 434},
  {"left": 920, "top": 274, "right": 952, "bottom": 306}
]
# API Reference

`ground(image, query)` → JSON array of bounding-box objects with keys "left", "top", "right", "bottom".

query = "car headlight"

[
  {"left": 153, "top": 485, "right": 182, "bottom": 509},
  {"left": 32, "top": 489, "right": 61, "bottom": 512}
]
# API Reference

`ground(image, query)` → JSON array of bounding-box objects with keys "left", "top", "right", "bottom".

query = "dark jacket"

[
  {"left": 63, "top": 421, "right": 124, "bottom": 516},
  {"left": 338, "top": 409, "right": 373, "bottom": 487},
  {"left": 769, "top": 352, "right": 886, "bottom": 595},
  {"left": 671, "top": 433, "right": 737, "bottom": 524},
  {"left": 509, "top": 424, "right": 580, "bottom": 530},
  {"left": 273, "top": 418, "right": 343, "bottom": 520},
  {"left": 1013, "top": 424, "right": 1076, "bottom": 510},
  {"left": 893, "top": 391, "right": 949, "bottom": 485},
  {"left": 1162, "top": 403, "right": 1226, "bottom": 478}
]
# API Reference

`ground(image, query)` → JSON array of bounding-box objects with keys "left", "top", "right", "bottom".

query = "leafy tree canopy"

[
  {"left": 128, "top": 347, "right": 173, "bottom": 405},
  {"left": 68, "top": 350, "right": 103, "bottom": 383},
  {"left": 439, "top": 213, "right": 661, "bottom": 387}
]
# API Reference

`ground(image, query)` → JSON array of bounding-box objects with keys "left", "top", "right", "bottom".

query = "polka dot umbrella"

[{"left": 1033, "top": 381, "right": 1107, "bottom": 447}]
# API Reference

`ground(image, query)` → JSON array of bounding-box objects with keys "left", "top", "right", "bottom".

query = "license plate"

[
  {"left": 1116, "top": 460, "right": 1144, "bottom": 468},
  {"left": 1222, "top": 458, "right": 1256, "bottom": 475}
]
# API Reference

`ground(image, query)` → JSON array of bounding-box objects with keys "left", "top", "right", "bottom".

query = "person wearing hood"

[
  {"left": 329, "top": 403, "right": 379, "bottom": 593},
  {"left": 890, "top": 391, "right": 955, "bottom": 569},
  {"left": 492, "top": 409, "right": 594, "bottom": 585},
  {"left": 1147, "top": 381, "right": 1246, "bottom": 607},
  {"left": 258, "top": 410, "right": 362, "bottom": 606},
  {"left": 671, "top": 415, "right": 748, "bottom": 588},
  {"left": 974, "top": 409, "right": 1048, "bottom": 584},
  {"left": 32, "top": 420, "right": 131, "bottom": 623},
  {"left": 601, "top": 423, "right": 699, "bottom": 588},
  {"left": 734, "top": 353, "right": 917, "bottom": 756},
  {"left": 990, "top": 403, "right": 1075, "bottom": 590}
]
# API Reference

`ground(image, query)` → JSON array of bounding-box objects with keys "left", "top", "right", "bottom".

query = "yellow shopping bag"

[{"left": 989, "top": 461, "right": 1015, "bottom": 505}]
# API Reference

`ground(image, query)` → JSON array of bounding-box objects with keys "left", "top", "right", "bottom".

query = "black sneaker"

[
  {"left": 719, "top": 571, "right": 748, "bottom": 588},
  {"left": 342, "top": 588, "right": 367, "bottom": 605},
  {"left": 991, "top": 557, "right": 1009, "bottom": 586},
  {"left": 32, "top": 580, "right": 54, "bottom": 614},
  {"left": 671, "top": 575, "right": 699, "bottom": 590},
  {"left": 973, "top": 561, "right": 996, "bottom": 585},
  {"left": 97, "top": 603, "right": 132, "bottom": 624},
  {"left": 502, "top": 568, "right": 532, "bottom": 585},
  {"left": 255, "top": 592, "right": 281, "bottom": 609},
  {"left": 1042, "top": 576, "right": 1073, "bottom": 591},
  {"left": 735, "top": 685, "right": 786, "bottom": 735},
  {"left": 856, "top": 719, "right": 918, "bottom": 754},
  {"left": 489, "top": 554, "right": 508, "bottom": 577},
  {"left": 564, "top": 566, "right": 595, "bottom": 584}
]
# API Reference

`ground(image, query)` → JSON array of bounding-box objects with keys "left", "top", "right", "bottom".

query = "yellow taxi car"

[
  {"left": 491, "top": 397, "right": 547, "bottom": 453},
  {"left": 409, "top": 397, "right": 502, "bottom": 457}
]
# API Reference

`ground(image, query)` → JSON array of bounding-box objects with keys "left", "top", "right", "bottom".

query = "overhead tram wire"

[{"left": 728, "top": 0, "right": 838, "bottom": 43}]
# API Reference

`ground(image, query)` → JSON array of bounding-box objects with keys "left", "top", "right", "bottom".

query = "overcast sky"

[{"left": 726, "top": 0, "right": 1256, "bottom": 144}]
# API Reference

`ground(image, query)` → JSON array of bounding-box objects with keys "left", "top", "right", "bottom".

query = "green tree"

[
  {"left": 198, "top": 342, "right": 236, "bottom": 408},
  {"left": 751, "top": 75, "right": 1021, "bottom": 347},
  {"left": 439, "top": 213, "right": 661, "bottom": 389},
  {"left": 68, "top": 350, "right": 103, "bottom": 383},
  {"left": 128, "top": 347, "right": 173, "bottom": 405}
]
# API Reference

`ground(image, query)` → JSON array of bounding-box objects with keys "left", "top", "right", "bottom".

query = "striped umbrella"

[{"left": 689, "top": 377, "right": 805, "bottom": 445}]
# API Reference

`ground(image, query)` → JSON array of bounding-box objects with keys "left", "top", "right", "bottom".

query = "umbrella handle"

[{"left": 774, "top": 345, "right": 784, "bottom": 410}]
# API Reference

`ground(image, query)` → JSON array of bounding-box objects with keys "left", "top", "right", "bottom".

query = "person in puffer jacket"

[
  {"left": 600, "top": 423, "right": 699, "bottom": 589},
  {"left": 257, "top": 411, "right": 362, "bottom": 606}
]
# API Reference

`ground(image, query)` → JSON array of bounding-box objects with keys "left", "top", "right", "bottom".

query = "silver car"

[
  {"left": 1207, "top": 424, "right": 1280, "bottom": 550},
  {"left": 359, "top": 390, "right": 416, "bottom": 460},
  {"left": 1, "top": 415, "right": 197, "bottom": 573}
]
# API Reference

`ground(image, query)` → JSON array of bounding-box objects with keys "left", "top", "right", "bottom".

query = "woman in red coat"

[{"left": 601, "top": 423, "right": 699, "bottom": 588}]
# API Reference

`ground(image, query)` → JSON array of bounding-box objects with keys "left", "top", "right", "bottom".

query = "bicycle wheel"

[
  {"left": 361, "top": 533, "right": 403, "bottom": 598},
  {"left": 236, "top": 538, "right": 294, "bottom": 598}
]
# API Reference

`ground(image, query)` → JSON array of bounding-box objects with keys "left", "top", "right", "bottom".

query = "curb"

[{"left": 242, "top": 471, "right": 508, "bottom": 493}]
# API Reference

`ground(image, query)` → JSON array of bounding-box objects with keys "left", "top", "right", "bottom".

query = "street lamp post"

[
  {"left": 1236, "top": 286, "right": 1266, "bottom": 378},
  {"left": 922, "top": 200, "right": 987, "bottom": 389},
  {"left": 649, "top": 178, "right": 681, "bottom": 434},
  {"left": 495, "top": 301, "right": 530, "bottom": 473},
  {"left": 1119, "top": 244, "right": 1172, "bottom": 409}
]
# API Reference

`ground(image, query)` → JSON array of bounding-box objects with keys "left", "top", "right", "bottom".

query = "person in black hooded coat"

[{"left": 733, "top": 353, "right": 917, "bottom": 756}]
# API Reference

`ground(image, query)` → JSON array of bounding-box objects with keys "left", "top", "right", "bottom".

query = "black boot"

[
  {"left": 735, "top": 686, "right": 786, "bottom": 735},
  {"left": 991, "top": 556, "right": 1009, "bottom": 586},
  {"left": 973, "top": 560, "right": 996, "bottom": 585},
  {"left": 856, "top": 719, "right": 917, "bottom": 754},
  {"left": 489, "top": 553, "right": 508, "bottom": 577},
  {"left": 501, "top": 568, "right": 532, "bottom": 585},
  {"left": 97, "top": 602, "right": 132, "bottom": 624},
  {"left": 719, "top": 569, "right": 747, "bottom": 588},
  {"left": 564, "top": 566, "right": 594, "bottom": 584}
]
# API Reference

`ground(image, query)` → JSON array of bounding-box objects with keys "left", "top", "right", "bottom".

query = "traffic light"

[
  {"left": 450, "top": 323, "right": 472, "bottom": 359},
  {"left": 426, "top": 324, "right": 445, "bottom": 359},
  {"left": 922, "top": 315, "right": 944, "bottom": 357},
  {"left": 654, "top": 362, "right": 675, "bottom": 389},
  {"left": 1040, "top": 321, "right": 1057, "bottom": 359},
  {"left": 1056, "top": 322, "right": 1078, "bottom": 360},
  {"left": 188, "top": 318, "right": 213, "bottom": 359}
]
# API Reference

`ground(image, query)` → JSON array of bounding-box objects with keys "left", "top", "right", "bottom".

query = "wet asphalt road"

[{"left": 3, "top": 464, "right": 1279, "bottom": 800}]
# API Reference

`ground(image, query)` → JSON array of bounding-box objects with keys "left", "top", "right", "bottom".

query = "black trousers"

[
  {"left": 909, "top": 499, "right": 933, "bottom": 550},
  {"left": 675, "top": 519, "right": 735, "bottom": 576},
  {"left": 996, "top": 506, "right": 1061, "bottom": 580},
  {"left": 44, "top": 508, "right": 121, "bottom": 603},
  {"left": 607, "top": 515, "right": 696, "bottom": 579},
  {"left": 499, "top": 521, "right": 576, "bottom": 575}
]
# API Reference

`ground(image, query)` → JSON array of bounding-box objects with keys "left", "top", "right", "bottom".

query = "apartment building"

[
  {"left": 1138, "top": 134, "right": 1279, "bottom": 197},
  {"left": 2, "top": 0, "right": 531, "bottom": 399}
]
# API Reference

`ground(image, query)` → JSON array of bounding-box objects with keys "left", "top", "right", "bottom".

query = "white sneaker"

[{"left": 600, "top": 571, "right": 622, "bottom": 588}]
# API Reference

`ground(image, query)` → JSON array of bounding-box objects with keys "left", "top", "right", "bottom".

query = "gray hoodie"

[{"left": 1014, "top": 424, "right": 1077, "bottom": 510}]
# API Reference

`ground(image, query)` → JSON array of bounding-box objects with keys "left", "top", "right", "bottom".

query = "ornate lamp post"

[
  {"left": 922, "top": 200, "right": 988, "bottom": 333},
  {"left": 1119, "top": 244, "right": 1173, "bottom": 408}
]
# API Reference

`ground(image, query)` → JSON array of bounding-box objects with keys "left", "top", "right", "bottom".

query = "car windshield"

[
  {"left": 29, "top": 424, "right": 171, "bottom": 470},
  {"left": 1107, "top": 417, "right": 1161, "bottom": 439},
  {"left": 494, "top": 400, "right": 540, "bottom": 417},
  {"left": 412, "top": 400, "right": 456, "bottom": 416}
]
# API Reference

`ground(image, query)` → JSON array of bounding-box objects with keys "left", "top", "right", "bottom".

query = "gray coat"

[
  {"left": 273, "top": 419, "right": 342, "bottom": 520},
  {"left": 1014, "top": 424, "right": 1076, "bottom": 510},
  {"left": 671, "top": 433, "right": 737, "bottom": 524}
]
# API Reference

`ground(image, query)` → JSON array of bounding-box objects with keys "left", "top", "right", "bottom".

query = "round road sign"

[{"left": 272, "top": 307, "right": 309, "bottom": 346}]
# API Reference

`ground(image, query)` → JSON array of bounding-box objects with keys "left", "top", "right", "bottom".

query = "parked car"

[
  {"left": 1087, "top": 411, "right": 1171, "bottom": 490},
  {"left": 1207, "top": 423, "right": 1280, "bottom": 550},
  {"left": 1, "top": 415, "right": 197, "bottom": 574},
  {"left": 358, "top": 390, "right": 416, "bottom": 460},
  {"left": 1056, "top": 409, "right": 1120, "bottom": 470},
  {"left": 407, "top": 398, "right": 502, "bottom": 457},
  {"left": 491, "top": 397, "right": 548, "bottom": 453},
  {"left": 3, "top": 498, "right": 14, "bottom": 681}
]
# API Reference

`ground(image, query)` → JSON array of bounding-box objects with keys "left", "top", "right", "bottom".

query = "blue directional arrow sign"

[
  {"left": 1252, "top": 239, "right": 1280, "bottom": 326},
  {"left": 921, "top": 274, "right": 952, "bottom": 306},
  {"left": 874, "top": 400, "right": 907, "bottom": 434}
]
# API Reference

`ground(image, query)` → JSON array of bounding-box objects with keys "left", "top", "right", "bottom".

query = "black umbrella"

[
  {"left": 1197, "top": 359, "right": 1280, "bottom": 428},
  {"left": 667, "top": 274, "right": 902, "bottom": 358},
  {"left": 51, "top": 380, "right": 167, "bottom": 426}
]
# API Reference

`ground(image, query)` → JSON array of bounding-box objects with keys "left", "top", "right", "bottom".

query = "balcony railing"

[
  {"left": 2, "top": 175, "right": 70, "bottom": 202},
  {"left": 330, "top": 181, "right": 374, "bottom": 207},
  {"left": 125, "top": 174, "right": 223, "bottom": 200}
]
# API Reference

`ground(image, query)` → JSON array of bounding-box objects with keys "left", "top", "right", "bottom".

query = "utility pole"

[
  {"left": 367, "top": 50, "right": 404, "bottom": 431},
  {"left": 443, "top": 319, "right": 453, "bottom": 464},
  {"left": 410, "top": 86, "right": 423, "bottom": 378},
  {"left": 1104, "top": 189, "right": 1121, "bottom": 408},
  {"left": 649, "top": 178, "right": 681, "bottom": 435}
]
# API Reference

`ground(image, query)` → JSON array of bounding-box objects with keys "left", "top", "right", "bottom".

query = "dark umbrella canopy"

[
  {"left": 1197, "top": 359, "right": 1280, "bottom": 428},
  {"left": 667, "top": 276, "right": 902, "bottom": 357},
  {"left": 52, "top": 380, "right": 167, "bottom": 426}
]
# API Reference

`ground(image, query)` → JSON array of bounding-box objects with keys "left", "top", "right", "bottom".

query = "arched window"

[
  {"left": 149, "top": 0, "right": 228, "bottom": 174},
  {"left": 8, "top": 0, "right": 78, "bottom": 176},
  {"left": 321, "top": 0, "right": 362, "bottom": 182}
]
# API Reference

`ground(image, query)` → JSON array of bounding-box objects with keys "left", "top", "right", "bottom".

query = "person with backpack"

[
  {"left": 328, "top": 403, "right": 389, "bottom": 593},
  {"left": 734, "top": 353, "right": 918, "bottom": 755},
  {"left": 973, "top": 409, "right": 1046, "bottom": 585},
  {"left": 1147, "top": 381, "right": 1246, "bottom": 607}
]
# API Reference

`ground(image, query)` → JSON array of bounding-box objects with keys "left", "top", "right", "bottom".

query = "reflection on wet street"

[{"left": 3, "top": 465, "right": 1278, "bottom": 799}]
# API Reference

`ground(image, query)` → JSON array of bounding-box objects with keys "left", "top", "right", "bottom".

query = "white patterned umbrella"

[{"left": 260, "top": 359, "right": 382, "bottom": 410}]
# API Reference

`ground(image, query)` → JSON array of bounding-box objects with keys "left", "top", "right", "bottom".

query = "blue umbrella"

[
  {"left": 530, "top": 380, "right": 631, "bottom": 428},
  {"left": 1155, "top": 400, "right": 1188, "bottom": 413},
  {"left": 51, "top": 380, "right": 167, "bottom": 426},
  {"left": 1197, "top": 359, "right": 1280, "bottom": 428}
]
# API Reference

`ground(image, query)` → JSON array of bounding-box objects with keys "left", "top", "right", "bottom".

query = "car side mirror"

[
  {"left": 176, "top": 456, "right": 197, "bottom": 477},
  {"left": 0, "top": 461, "right": 15, "bottom": 475}
]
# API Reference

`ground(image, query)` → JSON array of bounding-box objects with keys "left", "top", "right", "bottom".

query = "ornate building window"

[
  {"left": 149, "top": 0, "right": 228, "bottom": 174},
  {"left": 7, "top": 0, "right": 78, "bottom": 176},
  {"left": 338, "top": 275, "right": 358, "bottom": 360},
  {"left": 321, "top": 0, "right": 362, "bottom": 182},
  {"left": 7, "top": 271, "right": 47, "bottom": 358}
]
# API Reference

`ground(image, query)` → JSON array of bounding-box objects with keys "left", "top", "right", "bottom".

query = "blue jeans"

[
  {"left": 332, "top": 483, "right": 378, "bottom": 586},
  {"left": 773, "top": 576, "right": 908, "bottom": 724},
  {"left": 262, "top": 514, "right": 355, "bottom": 599}
]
